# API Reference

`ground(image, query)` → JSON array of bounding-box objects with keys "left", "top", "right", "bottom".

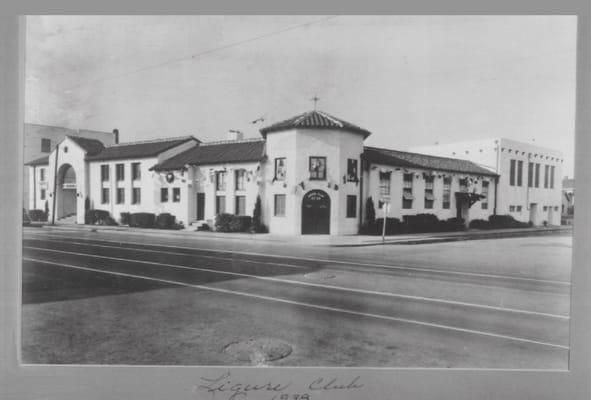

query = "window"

[
  {"left": 442, "top": 177, "right": 451, "bottom": 209},
  {"left": 101, "top": 188, "right": 110, "bottom": 204},
  {"left": 543, "top": 205, "right": 548, "bottom": 211},
  {"left": 309, "top": 157, "right": 326, "bottom": 180},
  {"left": 517, "top": 160, "right": 523, "bottom": 186},
  {"left": 116, "top": 164, "right": 124, "bottom": 181},
  {"left": 346, "top": 195, "right": 357, "bottom": 218},
  {"left": 40, "top": 189, "right": 46, "bottom": 200},
  {"left": 235, "top": 169, "right": 246, "bottom": 190},
  {"left": 554, "top": 206, "right": 559, "bottom": 211},
  {"left": 550, "top": 166, "right": 555, "bottom": 189},
  {"left": 459, "top": 178, "right": 468, "bottom": 192},
  {"left": 509, "top": 205, "right": 515, "bottom": 212},
  {"left": 39, "top": 168, "right": 45, "bottom": 182},
  {"left": 509, "top": 159, "right": 516, "bottom": 186},
  {"left": 216, "top": 171, "right": 226, "bottom": 191},
  {"left": 274, "top": 194, "right": 286, "bottom": 217},
  {"left": 116, "top": 188, "right": 125, "bottom": 204},
  {"left": 132, "top": 188, "right": 141, "bottom": 204},
  {"left": 516, "top": 205, "right": 522, "bottom": 212},
  {"left": 101, "top": 165, "right": 109, "bottom": 182},
  {"left": 160, "top": 188, "right": 168, "bottom": 202},
  {"left": 347, "top": 159, "right": 358, "bottom": 181},
  {"left": 41, "top": 138, "right": 51, "bottom": 153},
  {"left": 544, "top": 165, "right": 549, "bottom": 188},
  {"left": 216, "top": 195, "right": 226, "bottom": 215},
  {"left": 402, "top": 173, "right": 414, "bottom": 209},
  {"left": 528, "top": 162, "right": 534, "bottom": 187},
  {"left": 424, "top": 176, "right": 434, "bottom": 209},
  {"left": 379, "top": 171, "right": 391, "bottom": 196},
  {"left": 481, "top": 181, "right": 489, "bottom": 210},
  {"left": 235, "top": 195, "right": 246, "bottom": 215},
  {"left": 173, "top": 188, "right": 180, "bottom": 202},
  {"left": 274, "top": 158, "right": 286, "bottom": 181},
  {"left": 131, "top": 163, "right": 141, "bottom": 180},
  {"left": 535, "top": 163, "right": 540, "bottom": 188}
]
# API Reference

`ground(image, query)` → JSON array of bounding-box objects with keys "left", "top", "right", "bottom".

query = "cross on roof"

[{"left": 310, "top": 95, "right": 320, "bottom": 110}]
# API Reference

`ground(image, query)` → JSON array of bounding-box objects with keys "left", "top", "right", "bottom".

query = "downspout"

[
  {"left": 358, "top": 163, "right": 364, "bottom": 230},
  {"left": 493, "top": 175, "right": 498, "bottom": 215},
  {"left": 51, "top": 144, "right": 59, "bottom": 225},
  {"left": 33, "top": 165, "right": 36, "bottom": 210}
]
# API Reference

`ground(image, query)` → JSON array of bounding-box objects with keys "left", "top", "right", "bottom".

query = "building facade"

[
  {"left": 25, "top": 110, "right": 514, "bottom": 234},
  {"left": 412, "top": 138, "right": 564, "bottom": 226},
  {"left": 22, "top": 123, "right": 115, "bottom": 209}
]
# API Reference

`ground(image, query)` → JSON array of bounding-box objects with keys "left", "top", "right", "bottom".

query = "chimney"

[
  {"left": 113, "top": 129, "right": 119, "bottom": 144},
  {"left": 228, "top": 129, "right": 244, "bottom": 141}
]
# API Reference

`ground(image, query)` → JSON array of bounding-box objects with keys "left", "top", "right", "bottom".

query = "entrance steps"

[{"left": 57, "top": 214, "right": 78, "bottom": 224}]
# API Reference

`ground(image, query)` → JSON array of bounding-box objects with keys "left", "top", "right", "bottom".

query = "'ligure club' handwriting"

[{"left": 196, "top": 372, "right": 364, "bottom": 400}]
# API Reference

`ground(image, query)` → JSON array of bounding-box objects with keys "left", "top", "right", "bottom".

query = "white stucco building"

[
  {"left": 25, "top": 110, "right": 514, "bottom": 235},
  {"left": 412, "top": 138, "right": 564, "bottom": 225}
]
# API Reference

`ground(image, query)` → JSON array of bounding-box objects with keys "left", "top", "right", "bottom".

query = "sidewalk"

[{"left": 35, "top": 222, "right": 573, "bottom": 247}]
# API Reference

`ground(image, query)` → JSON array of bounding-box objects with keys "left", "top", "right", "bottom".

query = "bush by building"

[
  {"left": 129, "top": 212, "right": 156, "bottom": 228},
  {"left": 85, "top": 209, "right": 117, "bottom": 225},
  {"left": 120, "top": 212, "right": 131, "bottom": 225},
  {"left": 155, "top": 213, "right": 183, "bottom": 230},
  {"left": 28, "top": 209, "right": 47, "bottom": 222},
  {"left": 488, "top": 214, "right": 531, "bottom": 229},
  {"left": 361, "top": 213, "right": 465, "bottom": 235},
  {"left": 215, "top": 213, "right": 253, "bottom": 232},
  {"left": 250, "top": 195, "right": 268, "bottom": 233}
]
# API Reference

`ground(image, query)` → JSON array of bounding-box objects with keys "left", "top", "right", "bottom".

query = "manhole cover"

[
  {"left": 304, "top": 272, "right": 335, "bottom": 280},
  {"left": 223, "top": 338, "right": 292, "bottom": 365}
]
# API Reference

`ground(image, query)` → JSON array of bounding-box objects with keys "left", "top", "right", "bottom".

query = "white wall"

[
  {"left": 361, "top": 163, "right": 496, "bottom": 224},
  {"left": 411, "top": 138, "right": 563, "bottom": 225},
  {"left": 28, "top": 164, "right": 50, "bottom": 212},
  {"left": 264, "top": 128, "right": 364, "bottom": 235}
]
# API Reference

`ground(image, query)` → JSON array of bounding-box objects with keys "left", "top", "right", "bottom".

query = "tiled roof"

[
  {"left": 259, "top": 110, "right": 371, "bottom": 139},
  {"left": 86, "top": 136, "right": 198, "bottom": 161},
  {"left": 151, "top": 139, "right": 266, "bottom": 171},
  {"left": 363, "top": 146, "right": 498, "bottom": 176},
  {"left": 67, "top": 135, "right": 105, "bottom": 156},
  {"left": 25, "top": 155, "right": 49, "bottom": 166}
]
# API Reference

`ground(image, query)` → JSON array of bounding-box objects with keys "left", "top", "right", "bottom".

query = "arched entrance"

[
  {"left": 56, "top": 164, "right": 77, "bottom": 220},
  {"left": 301, "top": 189, "right": 331, "bottom": 234}
]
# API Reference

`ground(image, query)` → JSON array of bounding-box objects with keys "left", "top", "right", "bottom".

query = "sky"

[{"left": 25, "top": 15, "right": 577, "bottom": 176}]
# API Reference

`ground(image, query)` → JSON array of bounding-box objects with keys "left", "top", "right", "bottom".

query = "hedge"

[
  {"left": 28, "top": 209, "right": 47, "bottom": 222},
  {"left": 361, "top": 214, "right": 465, "bottom": 235},
  {"left": 215, "top": 213, "right": 254, "bottom": 233},
  {"left": 129, "top": 212, "right": 156, "bottom": 228},
  {"left": 85, "top": 209, "right": 117, "bottom": 225},
  {"left": 120, "top": 212, "right": 131, "bottom": 225},
  {"left": 469, "top": 215, "right": 533, "bottom": 230},
  {"left": 155, "top": 213, "right": 183, "bottom": 230}
]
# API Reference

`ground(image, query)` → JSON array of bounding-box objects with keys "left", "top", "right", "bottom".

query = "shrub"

[
  {"left": 130, "top": 212, "right": 156, "bottom": 228},
  {"left": 85, "top": 209, "right": 117, "bottom": 225},
  {"left": 488, "top": 214, "right": 530, "bottom": 229},
  {"left": 196, "top": 223, "right": 211, "bottom": 231},
  {"left": 469, "top": 219, "right": 490, "bottom": 229},
  {"left": 120, "top": 212, "right": 131, "bottom": 225},
  {"left": 375, "top": 217, "right": 404, "bottom": 235},
  {"left": 156, "top": 213, "right": 176, "bottom": 229},
  {"left": 229, "top": 215, "right": 252, "bottom": 232},
  {"left": 215, "top": 213, "right": 234, "bottom": 232},
  {"left": 403, "top": 213, "right": 440, "bottom": 232},
  {"left": 28, "top": 209, "right": 47, "bottom": 222},
  {"left": 441, "top": 217, "right": 466, "bottom": 231},
  {"left": 251, "top": 195, "right": 263, "bottom": 233},
  {"left": 365, "top": 197, "right": 376, "bottom": 224}
]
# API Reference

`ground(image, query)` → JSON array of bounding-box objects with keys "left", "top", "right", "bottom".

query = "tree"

[
  {"left": 44, "top": 200, "right": 49, "bottom": 220},
  {"left": 251, "top": 195, "right": 263, "bottom": 232},
  {"left": 365, "top": 196, "right": 376, "bottom": 224}
]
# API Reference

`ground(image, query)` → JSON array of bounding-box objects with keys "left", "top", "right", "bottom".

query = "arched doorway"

[
  {"left": 56, "top": 164, "right": 77, "bottom": 220},
  {"left": 301, "top": 189, "right": 331, "bottom": 234}
]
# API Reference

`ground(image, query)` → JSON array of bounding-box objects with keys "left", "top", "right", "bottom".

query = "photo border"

[{"left": 1, "top": 2, "right": 590, "bottom": 399}]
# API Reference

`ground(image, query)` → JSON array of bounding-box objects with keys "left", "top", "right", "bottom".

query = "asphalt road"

[{"left": 21, "top": 227, "right": 572, "bottom": 368}]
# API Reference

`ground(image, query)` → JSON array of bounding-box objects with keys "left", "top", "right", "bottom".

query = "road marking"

[
  {"left": 23, "top": 231, "right": 572, "bottom": 286},
  {"left": 23, "top": 245, "right": 570, "bottom": 320},
  {"left": 23, "top": 256, "right": 570, "bottom": 351},
  {"left": 23, "top": 237, "right": 310, "bottom": 270}
]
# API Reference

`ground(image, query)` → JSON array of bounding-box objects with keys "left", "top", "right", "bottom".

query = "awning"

[
  {"left": 403, "top": 192, "right": 415, "bottom": 200},
  {"left": 455, "top": 191, "right": 485, "bottom": 207},
  {"left": 425, "top": 193, "right": 435, "bottom": 201}
]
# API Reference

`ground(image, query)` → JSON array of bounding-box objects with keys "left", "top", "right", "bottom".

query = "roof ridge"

[
  {"left": 316, "top": 110, "right": 344, "bottom": 128},
  {"left": 200, "top": 138, "right": 265, "bottom": 146},
  {"left": 104, "top": 135, "right": 195, "bottom": 148}
]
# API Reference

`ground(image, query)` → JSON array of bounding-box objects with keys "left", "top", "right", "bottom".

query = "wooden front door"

[
  {"left": 196, "top": 193, "right": 205, "bottom": 220},
  {"left": 301, "top": 190, "right": 331, "bottom": 234}
]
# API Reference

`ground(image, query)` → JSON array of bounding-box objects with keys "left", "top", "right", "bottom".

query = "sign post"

[{"left": 381, "top": 196, "right": 390, "bottom": 243}]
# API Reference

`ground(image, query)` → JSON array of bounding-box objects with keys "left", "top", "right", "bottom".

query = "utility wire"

[{"left": 63, "top": 15, "right": 338, "bottom": 91}]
